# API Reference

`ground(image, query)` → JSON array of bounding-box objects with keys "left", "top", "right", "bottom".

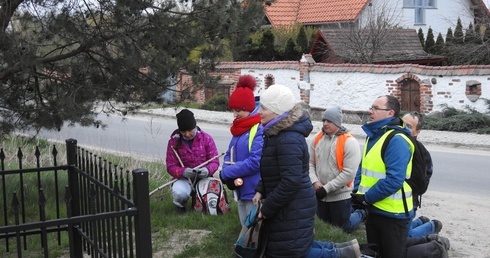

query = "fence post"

[
  {"left": 66, "top": 138, "right": 83, "bottom": 258},
  {"left": 132, "top": 168, "right": 152, "bottom": 257}
]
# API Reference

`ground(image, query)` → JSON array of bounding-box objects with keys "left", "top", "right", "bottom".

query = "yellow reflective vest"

[{"left": 358, "top": 129, "right": 414, "bottom": 214}]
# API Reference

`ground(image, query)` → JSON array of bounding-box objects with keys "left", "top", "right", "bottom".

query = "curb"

[{"left": 131, "top": 110, "right": 490, "bottom": 151}]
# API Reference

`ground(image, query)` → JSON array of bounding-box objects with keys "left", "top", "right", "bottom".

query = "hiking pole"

[
  {"left": 171, "top": 146, "right": 184, "bottom": 167},
  {"left": 149, "top": 178, "right": 178, "bottom": 196},
  {"left": 149, "top": 152, "right": 225, "bottom": 196},
  {"left": 149, "top": 146, "right": 183, "bottom": 197}
]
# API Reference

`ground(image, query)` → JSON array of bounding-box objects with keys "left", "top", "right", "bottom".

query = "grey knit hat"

[{"left": 322, "top": 106, "right": 343, "bottom": 128}]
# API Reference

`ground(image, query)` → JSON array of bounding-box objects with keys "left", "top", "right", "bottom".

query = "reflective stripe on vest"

[
  {"left": 248, "top": 124, "right": 259, "bottom": 151},
  {"left": 358, "top": 129, "right": 414, "bottom": 214},
  {"left": 313, "top": 131, "right": 354, "bottom": 187}
]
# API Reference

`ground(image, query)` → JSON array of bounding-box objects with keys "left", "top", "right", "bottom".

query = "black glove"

[
  {"left": 315, "top": 187, "right": 327, "bottom": 199},
  {"left": 351, "top": 193, "right": 368, "bottom": 208},
  {"left": 220, "top": 172, "right": 239, "bottom": 190}
]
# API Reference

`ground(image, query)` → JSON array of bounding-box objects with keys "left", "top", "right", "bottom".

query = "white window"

[
  {"left": 405, "top": 0, "right": 435, "bottom": 24},
  {"left": 426, "top": 0, "right": 436, "bottom": 8},
  {"left": 415, "top": 7, "right": 425, "bottom": 24}
]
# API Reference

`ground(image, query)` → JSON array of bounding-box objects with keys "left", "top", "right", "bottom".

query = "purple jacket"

[{"left": 166, "top": 127, "right": 220, "bottom": 179}]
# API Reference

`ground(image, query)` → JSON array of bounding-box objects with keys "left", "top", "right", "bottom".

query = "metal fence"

[{"left": 0, "top": 138, "right": 152, "bottom": 257}]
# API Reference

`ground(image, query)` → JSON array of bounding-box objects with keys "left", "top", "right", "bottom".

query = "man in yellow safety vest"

[{"left": 351, "top": 95, "right": 414, "bottom": 258}]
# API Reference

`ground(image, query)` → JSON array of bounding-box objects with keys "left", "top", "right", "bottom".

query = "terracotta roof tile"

[{"left": 265, "top": 0, "right": 368, "bottom": 27}]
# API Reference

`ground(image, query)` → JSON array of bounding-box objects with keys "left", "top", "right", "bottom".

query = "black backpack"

[{"left": 381, "top": 130, "right": 429, "bottom": 211}]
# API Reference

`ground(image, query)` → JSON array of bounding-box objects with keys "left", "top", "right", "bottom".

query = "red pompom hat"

[{"left": 228, "top": 75, "right": 257, "bottom": 112}]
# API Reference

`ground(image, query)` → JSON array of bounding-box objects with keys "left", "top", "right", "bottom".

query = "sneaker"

[
  {"left": 426, "top": 234, "right": 450, "bottom": 251},
  {"left": 418, "top": 215, "right": 430, "bottom": 224},
  {"left": 338, "top": 239, "right": 361, "bottom": 258},
  {"left": 437, "top": 236, "right": 451, "bottom": 251},
  {"left": 432, "top": 220, "right": 443, "bottom": 233},
  {"left": 335, "top": 239, "right": 358, "bottom": 249},
  {"left": 360, "top": 243, "right": 378, "bottom": 257},
  {"left": 426, "top": 233, "right": 438, "bottom": 242}
]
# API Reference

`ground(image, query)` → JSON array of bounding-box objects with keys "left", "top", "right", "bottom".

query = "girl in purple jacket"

[{"left": 165, "top": 109, "right": 219, "bottom": 213}]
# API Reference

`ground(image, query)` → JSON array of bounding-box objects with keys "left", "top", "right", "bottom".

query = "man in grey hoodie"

[{"left": 309, "top": 106, "right": 361, "bottom": 232}]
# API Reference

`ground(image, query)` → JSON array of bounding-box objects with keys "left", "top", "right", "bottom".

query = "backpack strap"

[
  {"left": 336, "top": 133, "right": 353, "bottom": 187},
  {"left": 380, "top": 129, "right": 411, "bottom": 217},
  {"left": 380, "top": 130, "right": 399, "bottom": 161}
]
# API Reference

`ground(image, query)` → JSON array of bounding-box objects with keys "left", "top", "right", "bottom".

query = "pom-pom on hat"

[
  {"left": 228, "top": 75, "right": 257, "bottom": 112},
  {"left": 176, "top": 109, "right": 196, "bottom": 131},
  {"left": 260, "top": 84, "right": 295, "bottom": 115},
  {"left": 322, "top": 106, "right": 343, "bottom": 128}
]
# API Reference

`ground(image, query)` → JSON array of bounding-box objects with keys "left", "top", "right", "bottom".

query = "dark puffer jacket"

[{"left": 256, "top": 104, "right": 316, "bottom": 258}]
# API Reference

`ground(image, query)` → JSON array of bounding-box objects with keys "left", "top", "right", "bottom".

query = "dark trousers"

[
  {"left": 316, "top": 199, "right": 351, "bottom": 232},
  {"left": 406, "top": 236, "right": 446, "bottom": 258},
  {"left": 366, "top": 212, "right": 410, "bottom": 258}
]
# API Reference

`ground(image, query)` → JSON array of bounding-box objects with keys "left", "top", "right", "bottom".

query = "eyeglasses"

[{"left": 369, "top": 106, "right": 392, "bottom": 112}]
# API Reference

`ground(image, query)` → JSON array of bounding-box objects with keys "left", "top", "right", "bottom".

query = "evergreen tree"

[
  {"left": 484, "top": 25, "right": 490, "bottom": 42},
  {"left": 453, "top": 17, "right": 464, "bottom": 44},
  {"left": 465, "top": 22, "right": 478, "bottom": 44},
  {"left": 259, "top": 29, "right": 276, "bottom": 61},
  {"left": 0, "top": 0, "right": 266, "bottom": 133},
  {"left": 418, "top": 28, "right": 425, "bottom": 49},
  {"left": 474, "top": 23, "right": 483, "bottom": 44},
  {"left": 296, "top": 26, "right": 309, "bottom": 54},
  {"left": 425, "top": 27, "right": 436, "bottom": 53},
  {"left": 434, "top": 33, "right": 445, "bottom": 55},
  {"left": 283, "top": 38, "right": 300, "bottom": 60},
  {"left": 237, "top": 37, "right": 260, "bottom": 61},
  {"left": 446, "top": 27, "right": 454, "bottom": 45}
]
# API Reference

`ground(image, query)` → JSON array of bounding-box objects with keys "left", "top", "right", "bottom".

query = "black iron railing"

[{"left": 0, "top": 138, "right": 152, "bottom": 257}]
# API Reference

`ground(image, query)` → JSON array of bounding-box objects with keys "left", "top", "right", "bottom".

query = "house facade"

[
  {"left": 386, "top": 0, "right": 490, "bottom": 37},
  {"left": 265, "top": 0, "right": 490, "bottom": 37},
  {"left": 179, "top": 55, "right": 490, "bottom": 116}
]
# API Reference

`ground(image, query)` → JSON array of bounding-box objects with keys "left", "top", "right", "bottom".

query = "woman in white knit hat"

[{"left": 251, "top": 84, "right": 317, "bottom": 257}]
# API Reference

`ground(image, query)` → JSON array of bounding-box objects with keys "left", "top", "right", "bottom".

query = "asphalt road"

[{"left": 26, "top": 113, "right": 490, "bottom": 197}]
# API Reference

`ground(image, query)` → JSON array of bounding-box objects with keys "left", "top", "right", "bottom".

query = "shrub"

[
  {"left": 200, "top": 93, "right": 229, "bottom": 111},
  {"left": 425, "top": 103, "right": 490, "bottom": 134}
]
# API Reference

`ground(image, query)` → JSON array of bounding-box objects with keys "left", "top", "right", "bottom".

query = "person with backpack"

[
  {"left": 165, "top": 109, "right": 221, "bottom": 213},
  {"left": 252, "top": 84, "right": 317, "bottom": 258},
  {"left": 351, "top": 95, "right": 414, "bottom": 258},
  {"left": 402, "top": 111, "right": 443, "bottom": 237},
  {"left": 220, "top": 75, "right": 264, "bottom": 230},
  {"left": 309, "top": 106, "right": 362, "bottom": 233}
]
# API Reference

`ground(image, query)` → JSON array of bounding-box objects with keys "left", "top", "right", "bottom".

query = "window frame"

[
  {"left": 403, "top": 0, "right": 436, "bottom": 8},
  {"left": 414, "top": 7, "right": 426, "bottom": 25}
]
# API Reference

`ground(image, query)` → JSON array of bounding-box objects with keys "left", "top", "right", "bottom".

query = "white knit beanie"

[
  {"left": 260, "top": 84, "right": 296, "bottom": 115},
  {"left": 322, "top": 106, "right": 343, "bottom": 128}
]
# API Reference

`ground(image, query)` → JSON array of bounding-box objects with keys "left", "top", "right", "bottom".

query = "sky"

[{"left": 485, "top": 0, "right": 490, "bottom": 9}]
